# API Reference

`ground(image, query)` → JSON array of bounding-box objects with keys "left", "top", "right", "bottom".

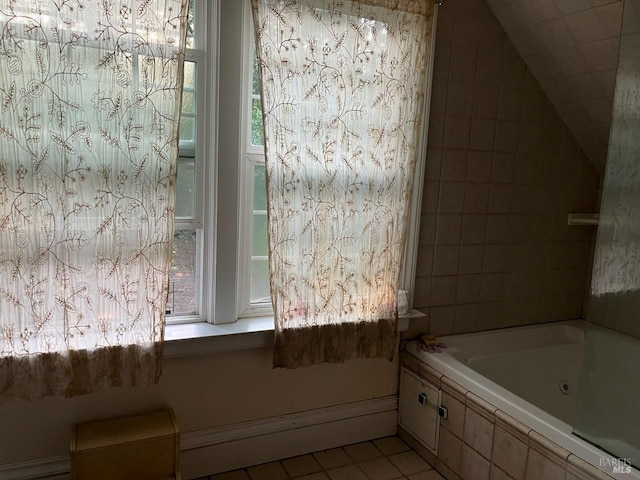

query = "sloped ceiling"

[{"left": 484, "top": 0, "right": 624, "bottom": 175}]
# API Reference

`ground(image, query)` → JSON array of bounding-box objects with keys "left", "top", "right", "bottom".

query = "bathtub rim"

[{"left": 404, "top": 319, "right": 639, "bottom": 480}]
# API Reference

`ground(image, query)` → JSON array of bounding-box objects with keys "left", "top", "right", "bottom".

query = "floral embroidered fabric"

[
  {"left": 251, "top": 0, "right": 433, "bottom": 367},
  {"left": 0, "top": 0, "right": 188, "bottom": 398}
]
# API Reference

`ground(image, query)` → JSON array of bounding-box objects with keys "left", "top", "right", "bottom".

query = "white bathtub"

[{"left": 405, "top": 320, "right": 640, "bottom": 480}]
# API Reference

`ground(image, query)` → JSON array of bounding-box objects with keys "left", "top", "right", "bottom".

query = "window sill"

[
  {"left": 164, "top": 310, "right": 424, "bottom": 358},
  {"left": 165, "top": 316, "right": 274, "bottom": 357}
]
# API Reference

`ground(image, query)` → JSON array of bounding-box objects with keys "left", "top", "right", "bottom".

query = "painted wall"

[
  {"left": 0, "top": 347, "right": 398, "bottom": 465},
  {"left": 413, "top": 0, "right": 601, "bottom": 336}
]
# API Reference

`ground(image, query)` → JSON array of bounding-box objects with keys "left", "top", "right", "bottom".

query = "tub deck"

[{"left": 403, "top": 320, "right": 639, "bottom": 480}]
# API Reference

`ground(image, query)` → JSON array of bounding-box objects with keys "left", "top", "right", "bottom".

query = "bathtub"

[{"left": 404, "top": 320, "right": 640, "bottom": 480}]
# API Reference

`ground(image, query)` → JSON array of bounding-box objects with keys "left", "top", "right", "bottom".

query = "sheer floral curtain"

[
  {"left": 251, "top": 0, "right": 433, "bottom": 367},
  {"left": 0, "top": 0, "right": 188, "bottom": 399}
]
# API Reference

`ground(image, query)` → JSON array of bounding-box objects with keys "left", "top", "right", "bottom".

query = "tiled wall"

[
  {"left": 485, "top": 0, "right": 622, "bottom": 174},
  {"left": 399, "top": 354, "right": 614, "bottom": 480},
  {"left": 413, "top": 0, "right": 601, "bottom": 336}
]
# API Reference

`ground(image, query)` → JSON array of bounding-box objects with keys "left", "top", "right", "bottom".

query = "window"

[
  {"left": 170, "top": 0, "right": 430, "bottom": 325},
  {"left": 167, "top": 0, "right": 208, "bottom": 323},
  {"left": 238, "top": 32, "right": 271, "bottom": 318}
]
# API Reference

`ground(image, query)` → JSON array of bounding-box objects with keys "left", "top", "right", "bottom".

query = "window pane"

[
  {"left": 172, "top": 54, "right": 198, "bottom": 317},
  {"left": 179, "top": 61, "right": 196, "bottom": 147},
  {"left": 184, "top": 61, "right": 196, "bottom": 91},
  {"left": 182, "top": 91, "right": 195, "bottom": 114},
  {"left": 179, "top": 116, "right": 196, "bottom": 143},
  {"left": 250, "top": 164, "right": 269, "bottom": 304},
  {"left": 248, "top": 48, "right": 269, "bottom": 307},
  {"left": 252, "top": 214, "right": 268, "bottom": 256},
  {"left": 253, "top": 164, "right": 267, "bottom": 210},
  {"left": 252, "top": 53, "right": 261, "bottom": 95},
  {"left": 251, "top": 51, "right": 264, "bottom": 147},
  {"left": 251, "top": 98, "right": 264, "bottom": 147},
  {"left": 186, "top": 0, "right": 195, "bottom": 49},
  {"left": 176, "top": 158, "right": 195, "bottom": 218},
  {"left": 250, "top": 259, "right": 270, "bottom": 304},
  {"left": 168, "top": 229, "right": 198, "bottom": 315}
]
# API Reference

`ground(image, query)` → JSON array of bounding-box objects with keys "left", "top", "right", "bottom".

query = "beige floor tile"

[
  {"left": 373, "top": 436, "right": 412, "bottom": 456},
  {"left": 327, "top": 464, "right": 369, "bottom": 480},
  {"left": 282, "top": 454, "right": 322, "bottom": 477},
  {"left": 344, "top": 441, "right": 383, "bottom": 462},
  {"left": 388, "top": 451, "right": 432, "bottom": 476},
  {"left": 210, "top": 470, "right": 251, "bottom": 480},
  {"left": 247, "top": 461, "right": 289, "bottom": 480},
  {"left": 313, "top": 448, "right": 353, "bottom": 470},
  {"left": 197, "top": 435, "right": 437, "bottom": 480},
  {"left": 358, "top": 457, "right": 404, "bottom": 480}
]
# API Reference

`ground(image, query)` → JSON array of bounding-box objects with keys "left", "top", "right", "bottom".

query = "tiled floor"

[{"left": 197, "top": 436, "right": 445, "bottom": 480}]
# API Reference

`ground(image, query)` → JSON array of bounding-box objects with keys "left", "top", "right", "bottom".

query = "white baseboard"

[
  {"left": 0, "top": 395, "right": 398, "bottom": 480},
  {"left": 181, "top": 395, "right": 398, "bottom": 478},
  {"left": 0, "top": 456, "right": 70, "bottom": 480}
]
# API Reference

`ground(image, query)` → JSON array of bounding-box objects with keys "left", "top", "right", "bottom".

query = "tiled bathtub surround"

[
  {"left": 399, "top": 352, "right": 614, "bottom": 480},
  {"left": 414, "top": 0, "right": 600, "bottom": 336}
]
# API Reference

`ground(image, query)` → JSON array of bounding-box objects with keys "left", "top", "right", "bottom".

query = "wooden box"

[{"left": 70, "top": 408, "right": 180, "bottom": 480}]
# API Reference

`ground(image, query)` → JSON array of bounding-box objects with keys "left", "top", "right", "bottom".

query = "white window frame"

[
  {"left": 401, "top": 3, "right": 439, "bottom": 309},
  {"left": 209, "top": 0, "right": 245, "bottom": 324},
  {"left": 167, "top": 0, "right": 215, "bottom": 325},
  {"left": 168, "top": 0, "right": 248, "bottom": 326},
  {"left": 237, "top": 1, "right": 271, "bottom": 318}
]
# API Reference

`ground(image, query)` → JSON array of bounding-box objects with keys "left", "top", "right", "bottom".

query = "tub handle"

[{"left": 417, "top": 392, "right": 428, "bottom": 405}]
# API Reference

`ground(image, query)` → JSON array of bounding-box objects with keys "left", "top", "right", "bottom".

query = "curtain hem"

[
  {"left": 0, "top": 342, "right": 163, "bottom": 401},
  {"left": 273, "top": 318, "right": 398, "bottom": 368}
]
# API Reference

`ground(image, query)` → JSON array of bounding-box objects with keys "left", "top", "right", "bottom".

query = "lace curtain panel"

[
  {"left": 251, "top": 0, "right": 434, "bottom": 367},
  {"left": 0, "top": 0, "right": 188, "bottom": 399}
]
